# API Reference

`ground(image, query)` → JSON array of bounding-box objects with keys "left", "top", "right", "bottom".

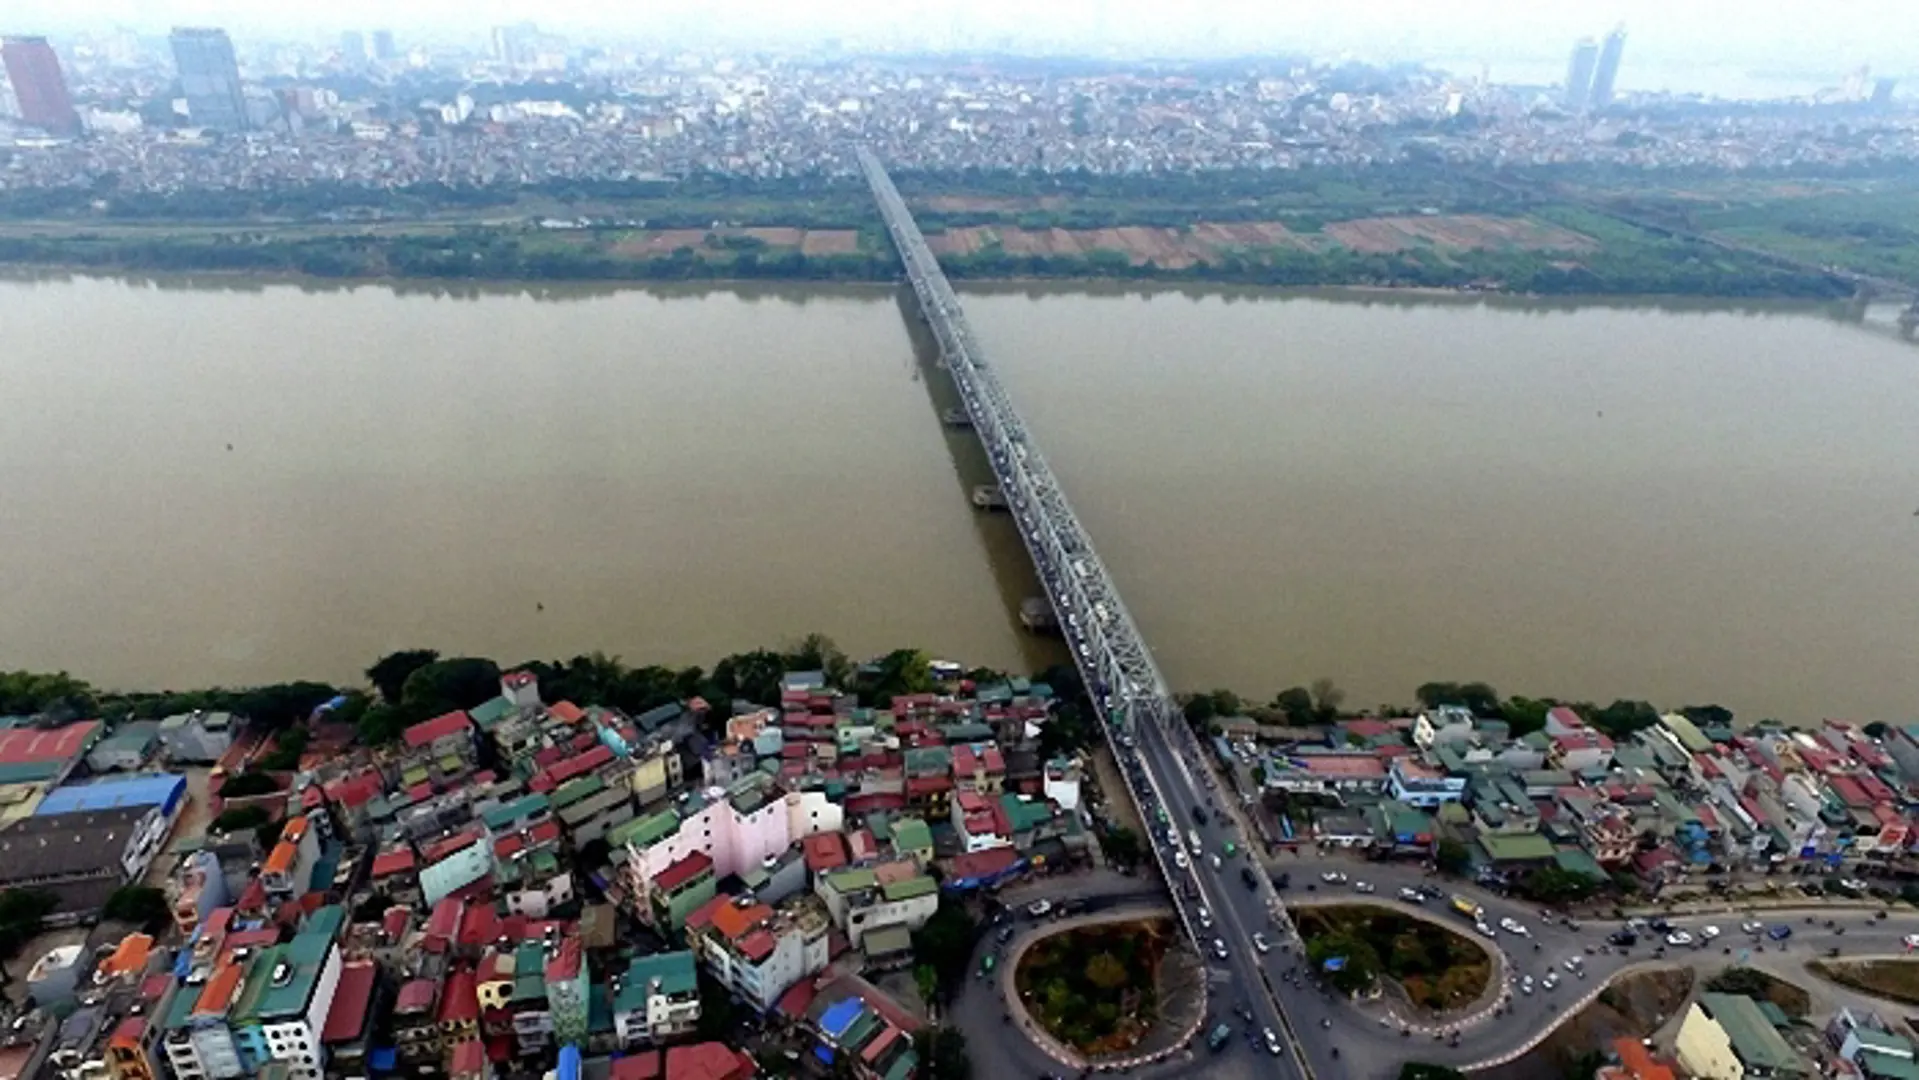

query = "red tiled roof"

[
  {"left": 654, "top": 851, "right": 715, "bottom": 893},
  {"left": 610, "top": 1053, "right": 663, "bottom": 1080},
  {"left": 847, "top": 829, "right": 877, "bottom": 860},
  {"left": 531, "top": 745, "right": 615, "bottom": 792},
  {"left": 549, "top": 701, "right": 586, "bottom": 724},
  {"left": 395, "top": 978, "right": 439, "bottom": 1014},
  {"left": 946, "top": 847, "right": 1020, "bottom": 880},
  {"left": 323, "top": 961, "right": 379, "bottom": 1041},
  {"left": 425, "top": 897, "right": 462, "bottom": 943},
  {"left": 373, "top": 849, "right": 417, "bottom": 877},
  {"left": 544, "top": 936, "right": 582, "bottom": 982},
  {"left": 0, "top": 721, "right": 100, "bottom": 765},
  {"left": 324, "top": 771, "right": 384, "bottom": 809},
  {"left": 438, "top": 968, "right": 479, "bottom": 1024},
  {"left": 405, "top": 710, "right": 473, "bottom": 749},
  {"left": 842, "top": 793, "right": 905, "bottom": 815},
  {"left": 709, "top": 899, "right": 772, "bottom": 942},
  {"left": 448, "top": 1039, "right": 487, "bottom": 1078},
  {"left": 735, "top": 930, "right": 776, "bottom": 963},
  {"left": 456, "top": 904, "right": 502, "bottom": 949},
  {"left": 665, "top": 1043, "right": 756, "bottom": 1080},
  {"left": 383, "top": 906, "right": 411, "bottom": 939},
  {"left": 803, "top": 833, "right": 848, "bottom": 872},
  {"left": 776, "top": 977, "right": 819, "bottom": 1020}
]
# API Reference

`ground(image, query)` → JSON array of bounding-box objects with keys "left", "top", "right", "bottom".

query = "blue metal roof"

[
  {"left": 819, "top": 998, "right": 864, "bottom": 1039},
  {"left": 34, "top": 773, "right": 185, "bottom": 816}
]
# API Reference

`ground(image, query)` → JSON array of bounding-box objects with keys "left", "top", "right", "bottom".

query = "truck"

[{"left": 1451, "top": 895, "right": 1484, "bottom": 920}]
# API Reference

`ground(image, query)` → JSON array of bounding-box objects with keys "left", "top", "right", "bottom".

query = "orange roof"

[
  {"left": 1611, "top": 1038, "right": 1676, "bottom": 1080},
  {"left": 263, "top": 838, "right": 299, "bottom": 876},
  {"left": 103, "top": 933, "right": 154, "bottom": 978},
  {"left": 193, "top": 962, "right": 245, "bottom": 1017},
  {"left": 708, "top": 900, "right": 772, "bottom": 942},
  {"left": 282, "top": 815, "right": 308, "bottom": 842}
]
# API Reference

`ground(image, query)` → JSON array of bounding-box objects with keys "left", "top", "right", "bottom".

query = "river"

[{"left": 2, "top": 274, "right": 1914, "bottom": 722}]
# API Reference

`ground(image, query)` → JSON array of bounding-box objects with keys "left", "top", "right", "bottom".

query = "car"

[
  {"left": 1608, "top": 930, "right": 1638, "bottom": 947},
  {"left": 1841, "top": 877, "right": 1870, "bottom": 893},
  {"left": 1198, "top": 906, "right": 1213, "bottom": 928},
  {"left": 1768, "top": 925, "right": 1793, "bottom": 941},
  {"left": 1253, "top": 932, "right": 1271, "bottom": 954},
  {"left": 1542, "top": 971, "right": 1560, "bottom": 990},
  {"left": 1354, "top": 881, "right": 1376, "bottom": 894},
  {"left": 1399, "top": 887, "right": 1424, "bottom": 903},
  {"left": 1263, "top": 1028, "right": 1283, "bottom": 1056},
  {"left": 1665, "top": 931, "right": 1693, "bottom": 947},
  {"left": 1193, "top": 805, "right": 1210, "bottom": 825},
  {"left": 1648, "top": 917, "right": 1671, "bottom": 932},
  {"left": 1274, "top": 872, "right": 1291, "bottom": 890},
  {"left": 1322, "top": 871, "right": 1348, "bottom": 884},
  {"left": 1475, "top": 922, "right": 1497, "bottom": 939},
  {"left": 1903, "top": 934, "right": 1919, "bottom": 950},
  {"left": 1241, "top": 866, "right": 1259, "bottom": 889},
  {"left": 1564, "top": 957, "right": 1584, "bottom": 973},
  {"left": 1027, "top": 900, "right": 1052, "bottom": 917},
  {"left": 1499, "top": 918, "right": 1528, "bottom": 936},
  {"left": 1207, "top": 1024, "right": 1232, "bottom": 1053},
  {"left": 1741, "top": 920, "right": 1766, "bottom": 934},
  {"left": 1701, "top": 925, "right": 1721, "bottom": 940},
  {"left": 997, "top": 927, "right": 1013, "bottom": 944},
  {"left": 1210, "top": 854, "right": 1223, "bottom": 871},
  {"left": 1174, "top": 850, "right": 1190, "bottom": 869},
  {"left": 1519, "top": 975, "right": 1535, "bottom": 995},
  {"left": 1212, "top": 939, "right": 1230, "bottom": 961}
]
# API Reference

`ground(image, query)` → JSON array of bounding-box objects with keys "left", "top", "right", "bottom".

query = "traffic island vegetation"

[
  {"left": 1297, "top": 904, "right": 1492, "bottom": 1012},
  {"left": 1810, "top": 959, "right": 1919, "bottom": 1007},
  {"left": 1013, "top": 917, "right": 1174, "bottom": 1056}
]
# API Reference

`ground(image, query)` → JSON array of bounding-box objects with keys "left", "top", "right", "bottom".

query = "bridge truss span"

[{"left": 857, "top": 147, "right": 1173, "bottom": 733}]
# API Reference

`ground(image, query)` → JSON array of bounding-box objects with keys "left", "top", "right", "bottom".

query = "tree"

[
  {"left": 1309, "top": 678, "right": 1346, "bottom": 722},
  {"left": 1183, "top": 694, "right": 1218, "bottom": 726},
  {"left": 102, "top": 886, "right": 169, "bottom": 931},
  {"left": 218, "top": 772, "right": 280, "bottom": 797},
  {"left": 1588, "top": 699, "right": 1659, "bottom": 739},
  {"left": 1415, "top": 682, "right": 1500, "bottom": 716},
  {"left": 1435, "top": 837, "right": 1472, "bottom": 875},
  {"left": 255, "top": 726, "right": 310, "bottom": 771},
  {"left": 913, "top": 1028, "right": 973, "bottom": 1080},
  {"left": 0, "top": 889, "right": 56, "bottom": 959},
  {"left": 1084, "top": 952, "right": 1128, "bottom": 991},
  {"left": 1503, "top": 697, "right": 1552, "bottom": 738},
  {"left": 1273, "top": 687, "right": 1316, "bottom": 726},
  {"left": 400, "top": 657, "right": 502, "bottom": 714},
  {"left": 693, "top": 968, "right": 739, "bottom": 1042},
  {"left": 911, "top": 899, "right": 979, "bottom": 995},
  {"left": 1517, "top": 865, "right": 1604, "bottom": 905},
  {"left": 0, "top": 671, "right": 96, "bottom": 718},
  {"left": 712, "top": 649, "right": 786, "bottom": 706},
  {"left": 1865, "top": 721, "right": 1890, "bottom": 740},
  {"left": 356, "top": 702, "right": 411, "bottom": 746},
  {"left": 1680, "top": 704, "right": 1735, "bottom": 730},
  {"left": 785, "top": 633, "right": 853, "bottom": 688},
  {"left": 231, "top": 681, "right": 341, "bottom": 731},
  {"left": 1098, "top": 826, "right": 1143, "bottom": 870},
  {"left": 1209, "top": 689, "right": 1242, "bottom": 718},
  {"left": 366, "top": 649, "right": 440, "bottom": 703},
  {"left": 1305, "top": 929, "right": 1381, "bottom": 995},
  {"left": 210, "top": 805, "right": 271, "bottom": 835}
]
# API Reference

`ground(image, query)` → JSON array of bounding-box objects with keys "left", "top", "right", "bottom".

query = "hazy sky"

[{"left": 11, "top": 0, "right": 1919, "bottom": 75}]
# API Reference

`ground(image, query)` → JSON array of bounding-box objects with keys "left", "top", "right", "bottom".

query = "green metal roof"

[
  {"left": 1000, "top": 794, "right": 1052, "bottom": 832},
  {"left": 551, "top": 774, "right": 606, "bottom": 809},
  {"left": 254, "top": 906, "right": 344, "bottom": 1020},
  {"left": 824, "top": 868, "right": 877, "bottom": 893},
  {"left": 482, "top": 793, "right": 550, "bottom": 830},
  {"left": 880, "top": 876, "right": 936, "bottom": 902},
  {"left": 614, "top": 951, "right": 697, "bottom": 1012},
  {"left": 1699, "top": 993, "right": 1805, "bottom": 1073},
  {"left": 1477, "top": 832, "right": 1556, "bottom": 862},
  {"left": 609, "top": 809, "right": 679, "bottom": 849},
  {"left": 468, "top": 697, "right": 516, "bottom": 730},
  {"left": 511, "top": 943, "right": 547, "bottom": 1003},
  {"left": 891, "top": 817, "right": 932, "bottom": 852}
]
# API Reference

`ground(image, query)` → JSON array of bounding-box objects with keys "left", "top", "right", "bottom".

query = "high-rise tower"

[
  {"left": 1, "top": 36, "right": 79, "bottom": 135},
  {"left": 1591, "top": 25, "right": 1627, "bottom": 108},
  {"left": 1564, "top": 37, "right": 1599, "bottom": 111},
  {"left": 169, "top": 27, "right": 248, "bottom": 131}
]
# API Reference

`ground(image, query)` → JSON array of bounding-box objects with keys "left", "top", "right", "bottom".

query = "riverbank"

[{"left": 0, "top": 198, "right": 1859, "bottom": 300}]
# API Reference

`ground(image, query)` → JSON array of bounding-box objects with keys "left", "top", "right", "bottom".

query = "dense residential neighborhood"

[
  {"left": 0, "top": 660, "right": 1090, "bottom": 1080},
  {"left": 1220, "top": 702, "right": 1919, "bottom": 896}
]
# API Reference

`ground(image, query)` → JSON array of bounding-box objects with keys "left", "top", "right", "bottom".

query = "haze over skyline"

[{"left": 9, "top": 0, "right": 1918, "bottom": 78}]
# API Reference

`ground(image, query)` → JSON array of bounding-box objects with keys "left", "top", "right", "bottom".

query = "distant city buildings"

[
  {"left": 339, "top": 31, "right": 366, "bottom": 64},
  {"left": 169, "top": 27, "right": 248, "bottom": 131},
  {"left": 1, "top": 35, "right": 79, "bottom": 135},
  {"left": 1564, "top": 37, "right": 1599, "bottom": 111},
  {"left": 372, "top": 30, "right": 397, "bottom": 62},
  {"left": 1592, "top": 25, "right": 1627, "bottom": 108}
]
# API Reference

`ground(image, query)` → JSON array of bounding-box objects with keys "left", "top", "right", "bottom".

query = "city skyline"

[{"left": 2, "top": 0, "right": 1917, "bottom": 77}]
